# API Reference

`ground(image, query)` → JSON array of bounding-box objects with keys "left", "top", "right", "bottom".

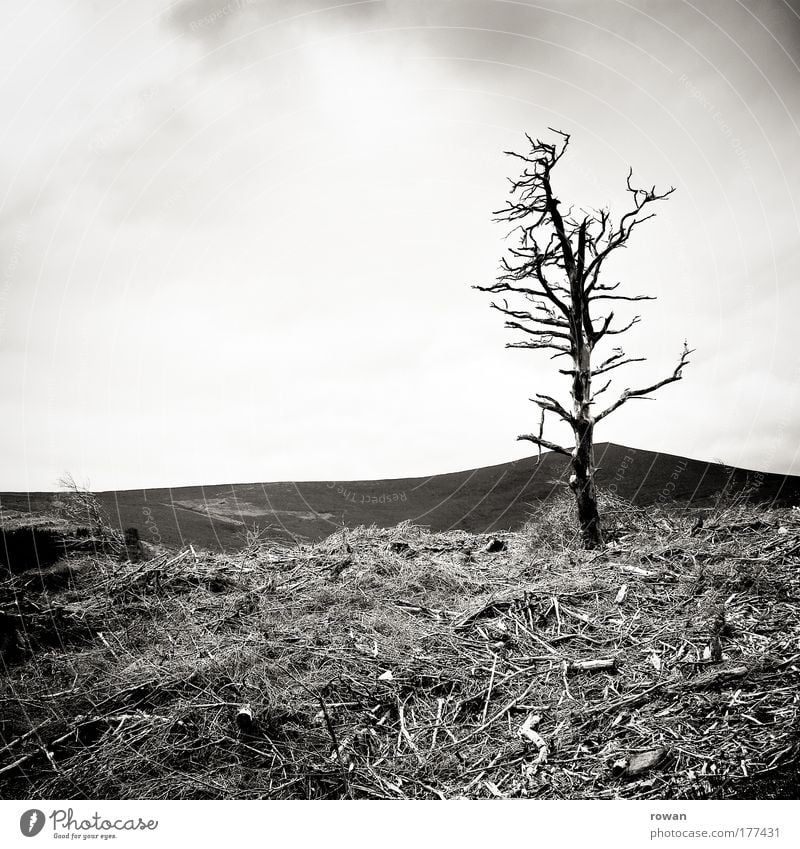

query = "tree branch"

[
  {"left": 593, "top": 314, "right": 641, "bottom": 342},
  {"left": 532, "top": 393, "right": 574, "bottom": 424},
  {"left": 504, "top": 320, "right": 572, "bottom": 341},
  {"left": 584, "top": 172, "right": 675, "bottom": 286},
  {"left": 590, "top": 378, "right": 612, "bottom": 401},
  {"left": 487, "top": 301, "right": 570, "bottom": 330},
  {"left": 589, "top": 293, "right": 656, "bottom": 303},
  {"left": 506, "top": 340, "right": 571, "bottom": 353},
  {"left": 592, "top": 355, "right": 646, "bottom": 376},
  {"left": 517, "top": 433, "right": 573, "bottom": 457},
  {"left": 595, "top": 342, "right": 693, "bottom": 422}
]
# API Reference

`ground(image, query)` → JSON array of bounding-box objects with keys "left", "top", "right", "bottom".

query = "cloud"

[{"left": 0, "top": 0, "right": 798, "bottom": 488}]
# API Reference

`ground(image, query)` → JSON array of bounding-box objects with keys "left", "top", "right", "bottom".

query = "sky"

[{"left": 1, "top": 0, "right": 799, "bottom": 491}]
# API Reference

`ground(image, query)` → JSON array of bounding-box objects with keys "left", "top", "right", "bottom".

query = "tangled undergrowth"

[{"left": 1, "top": 494, "right": 798, "bottom": 800}]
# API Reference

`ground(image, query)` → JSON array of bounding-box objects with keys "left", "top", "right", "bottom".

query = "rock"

[
  {"left": 236, "top": 704, "right": 254, "bottom": 732},
  {"left": 124, "top": 527, "right": 144, "bottom": 561},
  {"left": 624, "top": 747, "right": 667, "bottom": 778}
]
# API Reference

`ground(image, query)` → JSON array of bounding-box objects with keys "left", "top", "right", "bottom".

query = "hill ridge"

[{"left": 1, "top": 443, "right": 798, "bottom": 551}]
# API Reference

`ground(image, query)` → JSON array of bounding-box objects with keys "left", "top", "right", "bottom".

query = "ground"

[{"left": 1, "top": 492, "right": 798, "bottom": 800}]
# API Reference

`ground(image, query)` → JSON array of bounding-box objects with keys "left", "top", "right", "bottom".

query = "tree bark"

[
  {"left": 569, "top": 342, "right": 603, "bottom": 548},
  {"left": 570, "top": 421, "right": 603, "bottom": 548}
]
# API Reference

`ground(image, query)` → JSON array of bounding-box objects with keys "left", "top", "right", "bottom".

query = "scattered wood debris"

[{"left": 1, "top": 496, "right": 798, "bottom": 800}]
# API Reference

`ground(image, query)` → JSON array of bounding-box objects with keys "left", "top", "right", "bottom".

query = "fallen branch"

[
  {"left": 518, "top": 712, "right": 548, "bottom": 763},
  {"left": 568, "top": 658, "right": 617, "bottom": 673},
  {"left": 398, "top": 700, "right": 425, "bottom": 765},
  {"left": 677, "top": 665, "right": 748, "bottom": 692}
]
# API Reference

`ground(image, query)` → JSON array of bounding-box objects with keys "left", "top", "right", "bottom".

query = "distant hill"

[{"left": 2, "top": 443, "right": 798, "bottom": 551}]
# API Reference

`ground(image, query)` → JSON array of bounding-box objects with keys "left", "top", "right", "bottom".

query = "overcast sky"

[{"left": 1, "top": 0, "right": 799, "bottom": 490}]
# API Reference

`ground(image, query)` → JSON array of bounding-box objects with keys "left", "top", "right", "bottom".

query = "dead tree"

[{"left": 476, "top": 130, "right": 692, "bottom": 548}]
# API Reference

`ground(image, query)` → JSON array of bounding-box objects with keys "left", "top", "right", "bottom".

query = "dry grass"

[{"left": 1, "top": 497, "right": 798, "bottom": 800}]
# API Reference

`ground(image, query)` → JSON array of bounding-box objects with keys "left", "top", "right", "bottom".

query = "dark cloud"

[{"left": 165, "top": 0, "right": 388, "bottom": 44}]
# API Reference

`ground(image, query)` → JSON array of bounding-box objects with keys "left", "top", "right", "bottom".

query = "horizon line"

[{"left": 0, "top": 441, "right": 793, "bottom": 495}]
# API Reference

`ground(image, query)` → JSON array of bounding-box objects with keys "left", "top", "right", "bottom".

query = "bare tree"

[
  {"left": 476, "top": 130, "right": 692, "bottom": 548},
  {"left": 56, "top": 473, "right": 123, "bottom": 555}
]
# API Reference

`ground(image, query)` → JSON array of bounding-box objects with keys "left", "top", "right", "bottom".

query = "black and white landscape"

[{"left": 1, "top": 0, "right": 799, "bottom": 803}]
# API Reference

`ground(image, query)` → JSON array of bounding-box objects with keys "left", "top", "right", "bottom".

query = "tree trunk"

[
  {"left": 570, "top": 344, "right": 604, "bottom": 549},
  {"left": 570, "top": 421, "right": 603, "bottom": 548}
]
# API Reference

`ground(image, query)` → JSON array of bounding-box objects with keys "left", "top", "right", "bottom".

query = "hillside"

[
  {"left": 2, "top": 443, "right": 798, "bottom": 552},
  {"left": 1, "top": 494, "right": 798, "bottom": 800}
]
